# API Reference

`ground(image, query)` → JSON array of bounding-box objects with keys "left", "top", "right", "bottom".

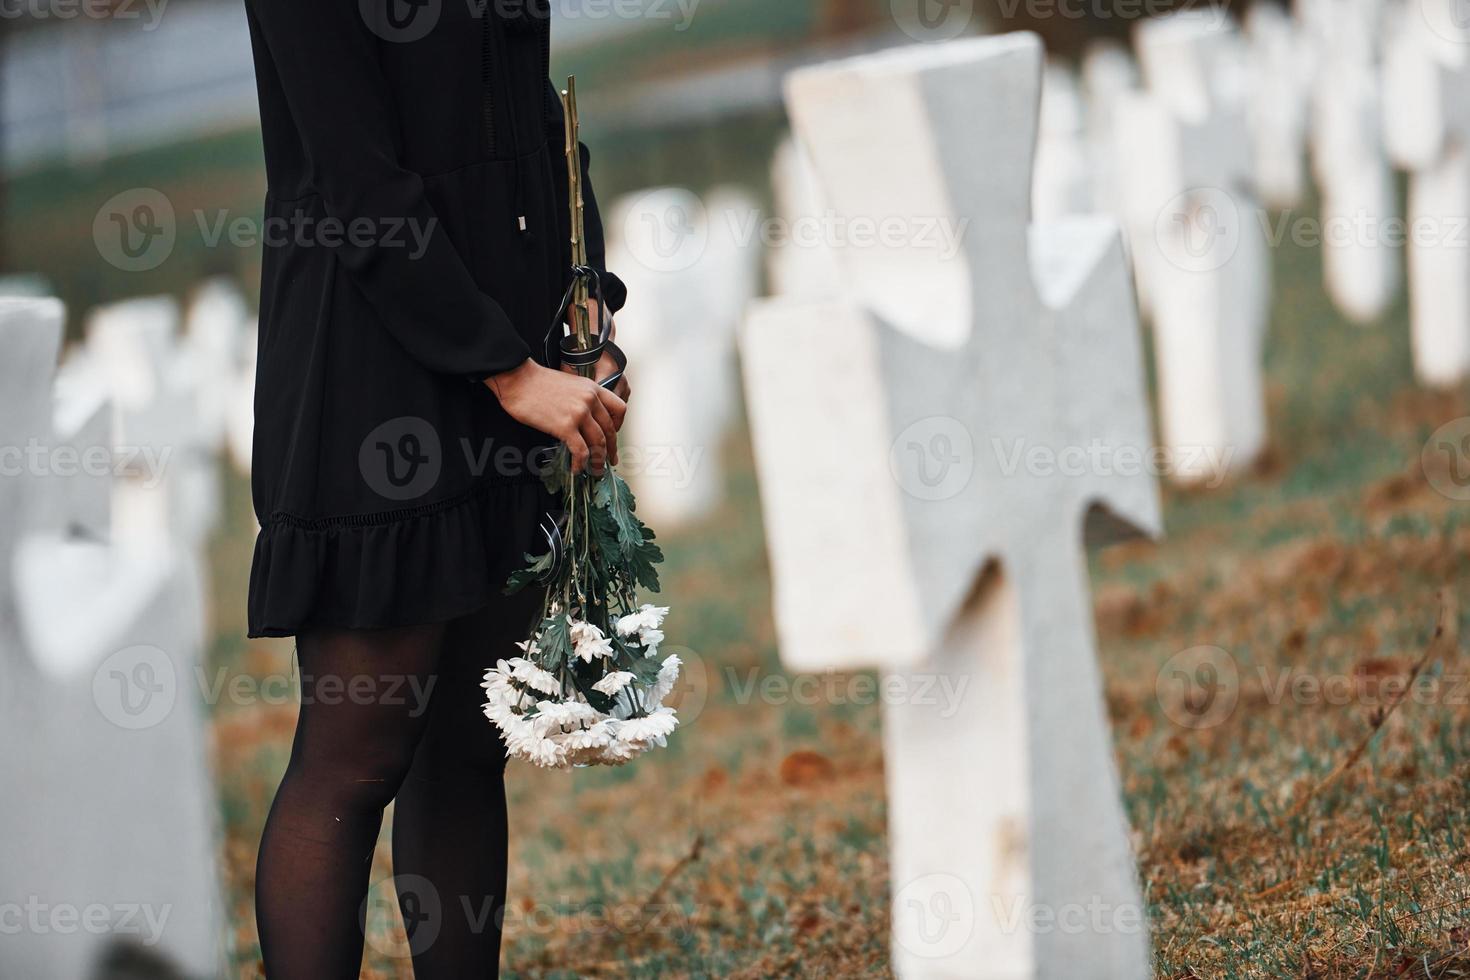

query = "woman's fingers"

[
  {"left": 586, "top": 392, "right": 619, "bottom": 466},
  {"left": 578, "top": 413, "right": 609, "bottom": 474},
  {"left": 483, "top": 359, "right": 628, "bottom": 474},
  {"left": 594, "top": 386, "right": 626, "bottom": 433},
  {"left": 565, "top": 429, "right": 591, "bottom": 474}
]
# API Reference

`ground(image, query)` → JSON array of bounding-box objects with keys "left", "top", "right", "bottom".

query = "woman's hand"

[
  {"left": 486, "top": 360, "right": 626, "bottom": 474},
  {"left": 565, "top": 299, "right": 632, "bottom": 402}
]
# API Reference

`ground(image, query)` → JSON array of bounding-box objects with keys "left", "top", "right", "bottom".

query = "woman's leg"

[
  {"left": 392, "top": 591, "right": 542, "bottom": 979},
  {"left": 255, "top": 621, "right": 446, "bottom": 980}
]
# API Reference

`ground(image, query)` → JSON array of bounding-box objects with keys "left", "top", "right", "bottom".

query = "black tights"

[{"left": 255, "top": 593, "right": 540, "bottom": 979}]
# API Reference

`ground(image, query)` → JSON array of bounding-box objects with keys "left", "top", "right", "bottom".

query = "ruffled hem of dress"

[{"left": 247, "top": 479, "right": 549, "bottom": 638}]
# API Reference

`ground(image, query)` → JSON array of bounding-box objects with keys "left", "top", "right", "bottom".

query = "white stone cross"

[
  {"left": 608, "top": 186, "right": 761, "bottom": 528},
  {"left": 183, "top": 277, "right": 250, "bottom": 449},
  {"left": 0, "top": 297, "right": 222, "bottom": 978},
  {"left": 84, "top": 294, "right": 221, "bottom": 546},
  {"left": 1382, "top": 0, "right": 1470, "bottom": 385},
  {"left": 1122, "top": 10, "right": 1271, "bottom": 485},
  {"left": 1032, "top": 61, "right": 1090, "bottom": 222},
  {"left": 1245, "top": 1, "right": 1309, "bottom": 209},
  {"left": 767, "top": 137, "right": 845, "bottom": 301},
  {"left": 227, "top": 321, "right": 259, "bottom": 477},
  {"left": 1301, "top": 0, "right": 1400, "bottom": 324},
  {"left": 1080, "top": 39, "right": 1139, "bottom": 222},
  {"left": 742, "top": 34, "right": 1159, "bottom": 978}
]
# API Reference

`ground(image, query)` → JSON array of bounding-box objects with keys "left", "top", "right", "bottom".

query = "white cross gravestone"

[
  {"left": 768, "top": 136, "right": 845, "bottom": 301},
  {"left": 1301, "top": 0, "right": 1400, "bottom": 324},
  {"left": 1245, "top": 1, "right": 1309, "bottom": 209},
  {"left": 1080, "top": 40, "right": 1139, "bottom": 222},
  {"left": 1381, "top": 0, "right": 1470, "bottom": 385},
  {"left": 1124, "top": 11, "right": 1271, "bottom": 485},
  {"left": 0, "top": 297, "right": 222, "bottom": 979},
  {"left": 609, "top": 186, "right": 761, "bottom": 528},
  {"left": 183, "top": 277, "right": 250, "bottom": 450},
  {"left": 84, "top": 294, "right": 222, "bottom": 546},
  {"left": 226, "top": 320, "right": 259, "bottom": 476},
  {"left": 1032, "top": 62, "right": 1090, "bottom": 222},
  {"left": 742, "top": 34, "right": 1159, "bottom": 978}
]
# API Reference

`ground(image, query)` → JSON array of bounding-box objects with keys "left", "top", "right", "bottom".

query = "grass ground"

[{"left": 193, "top": 189, "right": 1470, "bottom": 980}]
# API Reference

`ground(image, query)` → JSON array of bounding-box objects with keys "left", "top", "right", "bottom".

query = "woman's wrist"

[{"left": 485, "top": 358, "right": 538, "bottom": 402}]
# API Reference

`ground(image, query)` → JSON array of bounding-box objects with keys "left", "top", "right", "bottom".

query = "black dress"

[{"left": 242, "top": 0, "right": 625, "bottom": 638}]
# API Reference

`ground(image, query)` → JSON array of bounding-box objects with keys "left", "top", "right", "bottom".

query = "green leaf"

[
  {"left": 539, "top": 445, "right": 571, "bottom": 496},
  {"left": 628, "top": 537, "right": 663, "bottom": 593},
  {"left": 504, "top": 549, "right": 554, "bottom": 595},
  {"left": 630, "top": 654, "right": 664, "bottom": 685},
  {"left": 536, "top": 614, "right": 572, "bottom": 672},
  {"left": 595, "top": 471, "right": 648, "bottom": 557}
]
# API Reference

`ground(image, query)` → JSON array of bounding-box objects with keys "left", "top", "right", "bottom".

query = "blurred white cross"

[{"left": 742, "top": 33, "right": 1159, "bottom": 979}]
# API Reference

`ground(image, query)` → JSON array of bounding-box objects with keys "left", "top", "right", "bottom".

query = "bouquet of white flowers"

[
  {"left": 482, "top": 76, "right": 680, "bottom": 770},
  {"left": 481, "top": 460, "right": 680, "bottom": 769}
]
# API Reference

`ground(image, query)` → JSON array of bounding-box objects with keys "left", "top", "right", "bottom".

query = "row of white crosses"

[
  {"left": 743, "top": 34, "right": 1159, "bottom": 977},
  {"left": 0, "top": 296, "right": 223, "bottom": 978},
  {"left": 606, "top": 186, "right": 762, "bottom": 529}
]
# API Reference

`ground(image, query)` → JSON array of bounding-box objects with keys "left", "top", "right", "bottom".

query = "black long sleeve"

[{"left": 246, "top": 0, "right": 532, "bottom": 377}]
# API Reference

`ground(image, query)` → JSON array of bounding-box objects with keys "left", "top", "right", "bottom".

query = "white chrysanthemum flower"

[
  {"left": 570, "top": 620, "right": 615, "bottom": 662},
  {"left": 482, "top": 666, "right": 537, "bottom": 723},
  {"left": 561, "top": 725, "right": 612, "bottom": 752},
  {"left": 615, "top": 604, "right": 669, "bottom": 638},
  {"left": 481, "top": 683, "right": 520, "bottom": 719},
  {"left": 507, "top": 658, "right": 563, "bottom": 697},
  {"left": 496, "top": 708, "right": 538, "bottom": 744},
  {"left": 506, "top": 728, "right": 567, "bottom": 769},
  {"left": 592, "top": 671, "right": 636, "bottom": 696},
  {"left": 617, "top": 708, "right": 679, "bottom": 745},
  {"left": 530, "top": 699, "right": 600, "bottom": 736},
  {"left": 639, "top": 628, "right": 665, "bottom": 654},
  {"left": 645, "top": 654, "right": 682, "bottom": 707},
  {"left": 599, "top": 738, "right": 641, "bottom": 763}
]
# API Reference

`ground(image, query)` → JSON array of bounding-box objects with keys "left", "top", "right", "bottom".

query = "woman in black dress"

[{"left": 242, "top": 0, "right": 628, "bottom": 975}]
